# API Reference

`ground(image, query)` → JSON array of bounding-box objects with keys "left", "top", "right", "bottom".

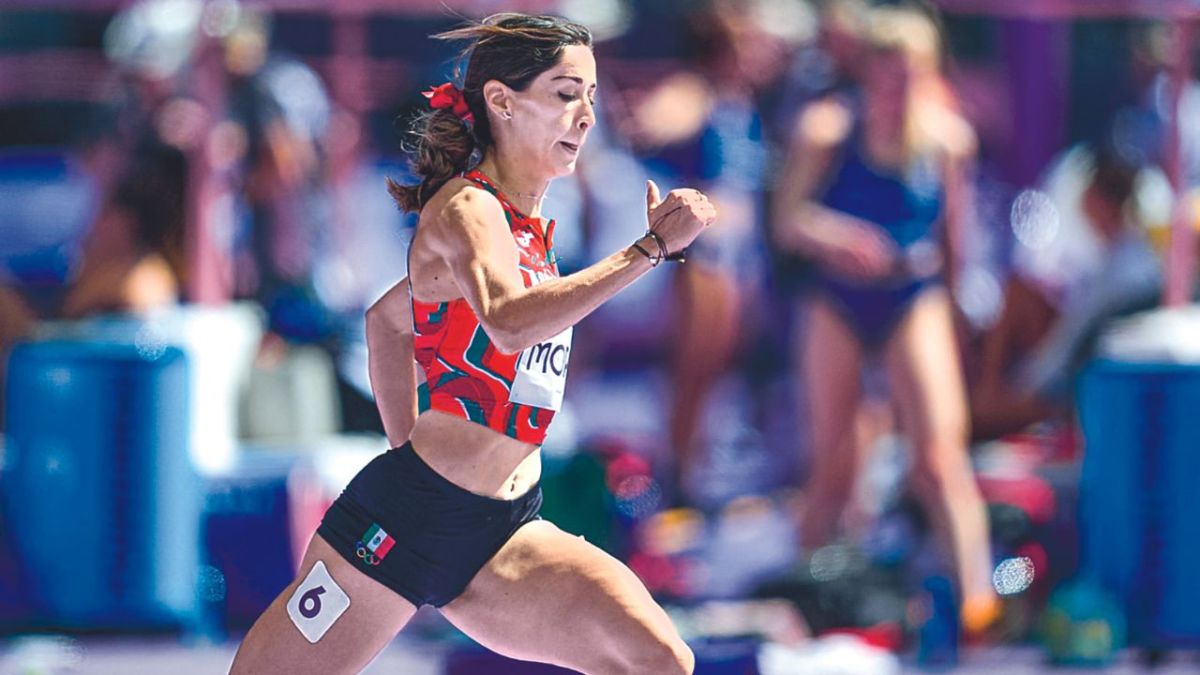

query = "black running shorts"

[{"left": 316, "top": 442, "right": 542, "bottom": 607}]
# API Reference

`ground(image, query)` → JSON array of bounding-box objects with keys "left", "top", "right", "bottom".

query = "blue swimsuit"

[{"left": 814, "top": 110, "right": 945, "bottom": 349}]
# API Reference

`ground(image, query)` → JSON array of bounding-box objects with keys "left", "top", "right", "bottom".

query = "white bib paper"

[
  {"left": 286, "top": 560, "right": 350, "bottom": 643},
  {"left": 509, "top": 326, "right": 572, "bottom": 411}
]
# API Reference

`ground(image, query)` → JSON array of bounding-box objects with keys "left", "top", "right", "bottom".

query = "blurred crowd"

[{"left": 1, "top": 0, "right": 1198, "bottom": 656}]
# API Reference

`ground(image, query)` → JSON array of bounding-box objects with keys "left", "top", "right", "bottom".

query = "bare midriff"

[{"left": 408, "top": 409, "right": 542, "bottom": 500}]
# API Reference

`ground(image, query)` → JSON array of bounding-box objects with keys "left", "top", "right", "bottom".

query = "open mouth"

[{"left": 559, "top": 141, "right": 580, "bottom": 153}]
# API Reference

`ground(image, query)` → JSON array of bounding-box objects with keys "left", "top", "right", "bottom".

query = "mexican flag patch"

[{"left": 357, "top": 523, "right": 395, "bottom": 565}]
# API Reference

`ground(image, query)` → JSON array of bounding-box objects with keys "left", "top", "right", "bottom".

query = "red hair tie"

[{"left": 423, "top": 82, "right": 474, "bottom": 125}]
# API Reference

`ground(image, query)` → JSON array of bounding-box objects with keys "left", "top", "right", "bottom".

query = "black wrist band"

[
  {"left": 645, "top": 230, "right": 686, "bottom": 264},
  {"left": 632, "top": 239, "right": 660, "bottom": 267},
  {"left": 645, "top": 230, "right": 668, "bottom": 259}
]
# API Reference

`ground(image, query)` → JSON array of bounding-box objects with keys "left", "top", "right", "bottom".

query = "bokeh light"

[
  {"left": 134, "top": 323, "right": 168, "bottom": 361},
  {"left": 992, "top": 555, "right": 1036, "bottom": 596},
  {"left": 808, "top": 543, "right": 863, "bottom": 583},
  {"left": 614, "top": 474, "right": 663, "bottom": 519},
  {"left": 197, "top": 564, "right": 227, "bottom": 602},
  {"left": 1010, "top": 189, "right": 1060, "bottom": 250}
]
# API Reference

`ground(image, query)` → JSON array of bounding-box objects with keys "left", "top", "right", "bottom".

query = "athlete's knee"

[
  {"left": 909, "top": 451, "right": 947, "bottom": 496},
  {"left": 910, "top": 446, "right": 973, "bottom": 498},
  {"left": 673, "top": 640, "right": 696, "bottom": 674},
  {"left": 618, "top": 634, "right": 693, "bottom": 675}
]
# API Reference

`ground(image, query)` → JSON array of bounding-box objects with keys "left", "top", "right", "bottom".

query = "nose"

[{"left": 578, "top": 99, "right": 595, "bottom": 131}]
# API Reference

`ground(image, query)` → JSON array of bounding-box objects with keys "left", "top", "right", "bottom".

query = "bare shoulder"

[
  {"left": 414, "top": 177, "right": 506, "bottom": 256},
  {"left": 414, "top": 177, "right": 518, "bottom": 269},
  {"left": 794, "top": 97, "right": 852, "bottom": 150},
  {"left": 421, "top": 177, "right": 507, "bottom": 238},
  {"left": 921, "top": 106, "right": 977, "bottom": 161}
]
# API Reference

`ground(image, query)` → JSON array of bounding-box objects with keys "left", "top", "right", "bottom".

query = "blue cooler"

[
  {"left": 1076, "top": 360, "right": 1200, "bottom": 648},
  {"left": 2, "top": 340, "right": 199, "bottom": 630},
  {"left": 202, "top": 451, "right": 317, "bottom": 632}
]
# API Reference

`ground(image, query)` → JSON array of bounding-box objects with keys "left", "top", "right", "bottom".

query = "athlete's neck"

[{"left": 475, "top": 155, "right": 548, "bottom": 218}]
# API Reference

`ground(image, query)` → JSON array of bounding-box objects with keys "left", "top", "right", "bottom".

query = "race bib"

[
  {"left": 286, "top": 560, "right": 350, "bottom": 643},
  {"left": 509, "top": 326, "right": 572, "bottom": 411}
]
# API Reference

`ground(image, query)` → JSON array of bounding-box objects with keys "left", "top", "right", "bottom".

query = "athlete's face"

[
  {"left": 864, "top": 49, "right": 912, "bottom": 125},
  {"left": 865, "top": 50, "right": 910, "bottom": 104},
  {"left": 496, "top": 45, "right": 597, "bottom": 178}
]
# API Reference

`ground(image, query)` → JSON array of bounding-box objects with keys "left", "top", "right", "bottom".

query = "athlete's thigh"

[
  {"left": 801, "top": 297, "right": 865, "bottom": 451},
  {"left": 884, "top": 288, "right": 968, "bottom": 447},
  {"left": 229, "top": 533, "right": 418, "bottom": 675},
  {"left": 439, "top": 520, "right": 689, "bottom": 674}
]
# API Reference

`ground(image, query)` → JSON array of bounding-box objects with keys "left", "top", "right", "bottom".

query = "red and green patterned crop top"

[{"left": 410, "top": 169, "right": 570, "bottom": 446}]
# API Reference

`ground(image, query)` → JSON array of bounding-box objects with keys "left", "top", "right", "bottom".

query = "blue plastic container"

[
  {"left": 917, "top": 575, "right": 959, "bottom": 668},
  {"left": 1076, "top": 360, "right": 1200, "bottom": 648},
  {"left": 2, "top": 340, "right": 198, "bottom": 630},
  {"left": 202, "top": 451, "right": 307, "bottom": 631}
]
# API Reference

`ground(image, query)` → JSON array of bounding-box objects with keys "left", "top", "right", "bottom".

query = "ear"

[{"left": 481, "top": 79, "right": 513, "bottom": 120}]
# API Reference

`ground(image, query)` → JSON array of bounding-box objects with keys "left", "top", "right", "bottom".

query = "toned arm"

[
  {"left": 427, "top": 183, "right": 712, "bottom": 354},
  {"left": 365, "top": 278, "right": 419, "bottom": 446}
]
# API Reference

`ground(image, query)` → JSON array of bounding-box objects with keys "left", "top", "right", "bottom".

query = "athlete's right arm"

[
  {"left": 770, "top": 99, "right": 845, "bottom": 255},
  {"left": 365, "top": 278, "right": 419, "bottom": 446},
  {"left": 428, "top": 181, "right": 714, "bottom": 354}
]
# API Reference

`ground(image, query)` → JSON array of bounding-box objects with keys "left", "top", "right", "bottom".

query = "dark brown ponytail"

[
  {"left": 386, "top": 108, "right": 475, "bottom": 213},
  {"left": 387, "top": 13, "right": 592, "bottom": 213}
]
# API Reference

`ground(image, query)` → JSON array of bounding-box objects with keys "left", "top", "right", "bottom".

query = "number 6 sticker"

[
  {"left": 287, "top": 561, "right": 351, "bottom": 643},
  {"left": 299, "top": 585, "right": 326, "bottom": 619}
]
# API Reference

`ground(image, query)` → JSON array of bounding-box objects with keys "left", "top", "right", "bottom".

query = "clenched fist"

[{"left": 646, "top": 180, "right": 717, "bottom": 256}]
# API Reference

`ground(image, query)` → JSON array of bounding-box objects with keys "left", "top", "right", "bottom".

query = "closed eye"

[{"left": 559, "top": 91, "right": 597, "bottom": 106}]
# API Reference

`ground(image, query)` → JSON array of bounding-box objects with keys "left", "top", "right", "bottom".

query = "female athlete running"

[{"left": 231, "top": 13, "right": 715, "bottom": 675}]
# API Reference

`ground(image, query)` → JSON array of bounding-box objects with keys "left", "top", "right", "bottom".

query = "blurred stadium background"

[{"left": 1, "top": 0, "right": 1200, "bottom": 673}]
